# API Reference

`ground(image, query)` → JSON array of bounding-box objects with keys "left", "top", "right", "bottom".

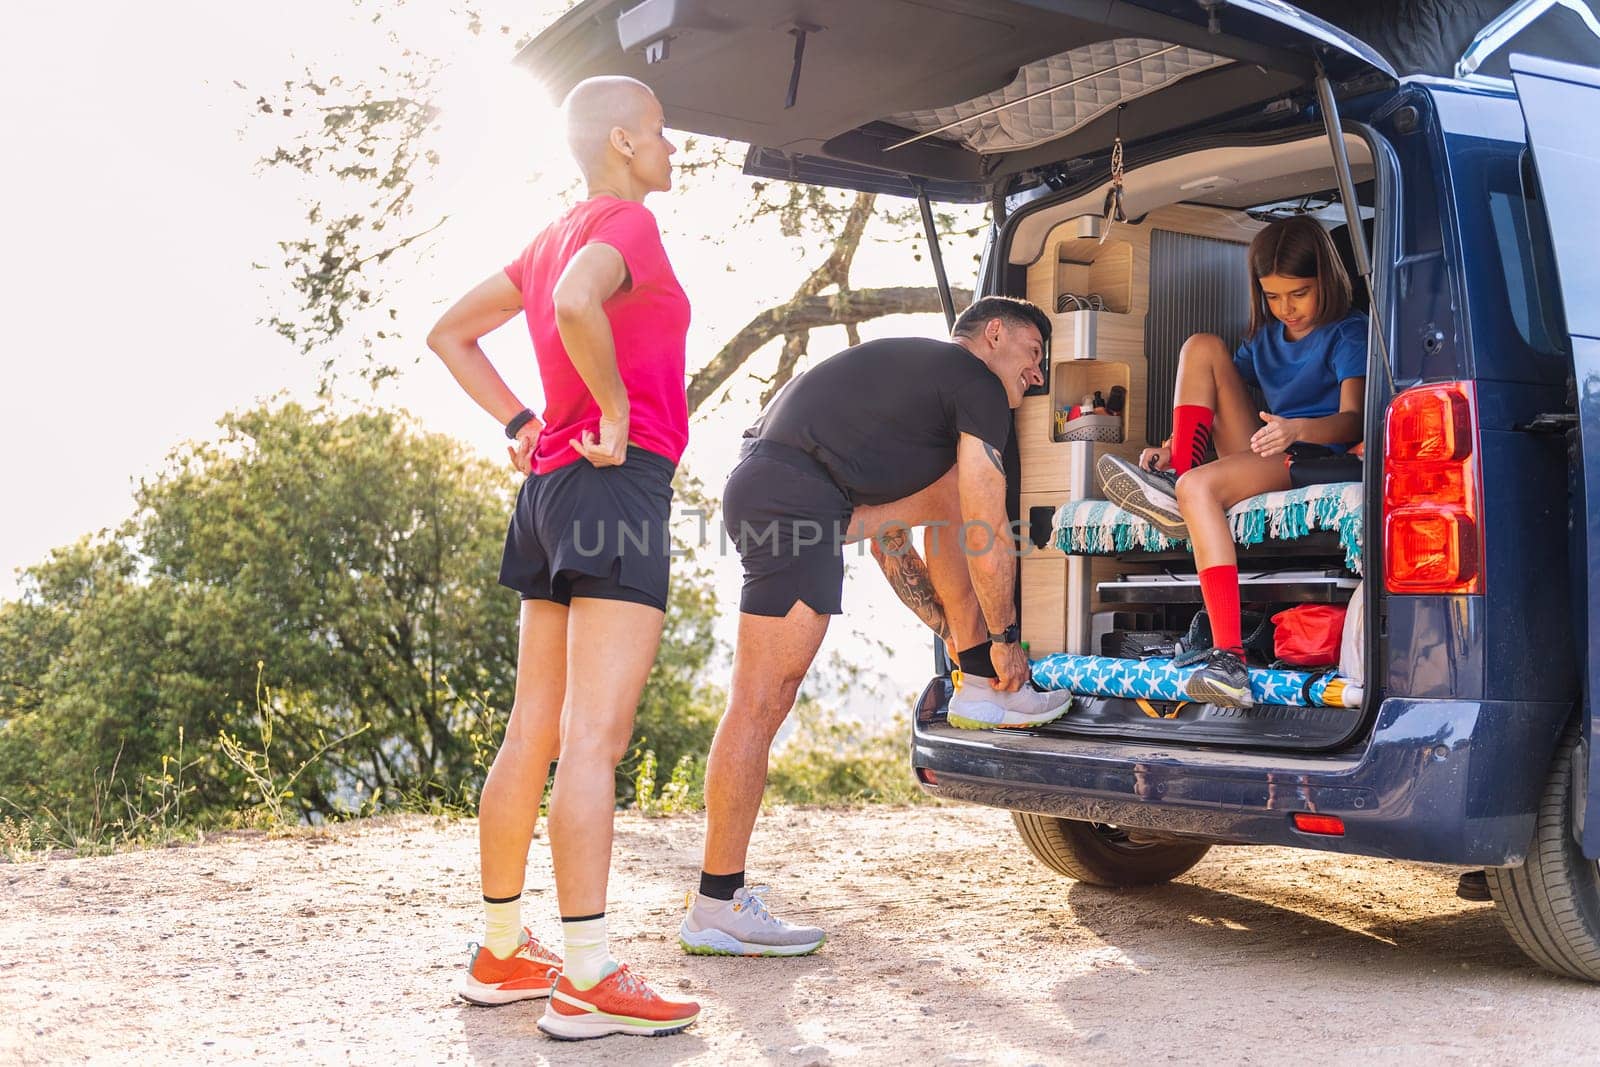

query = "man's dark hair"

[{"left": 951, "top": 296, "right": 1051, "bottom": 347}]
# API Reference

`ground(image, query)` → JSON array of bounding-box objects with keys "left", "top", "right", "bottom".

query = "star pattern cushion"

[{"left": 1030, "top": 653, "right": 1358, "bottom": 708}]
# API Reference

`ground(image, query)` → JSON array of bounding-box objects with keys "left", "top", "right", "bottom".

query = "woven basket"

[{"left": 1056, "top": 413, "right": 1122, "bottom": 443}]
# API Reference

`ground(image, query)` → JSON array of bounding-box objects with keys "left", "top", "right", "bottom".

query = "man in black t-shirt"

[{"left": 676, "top": 297, "right": 1074, "bottom": 958}]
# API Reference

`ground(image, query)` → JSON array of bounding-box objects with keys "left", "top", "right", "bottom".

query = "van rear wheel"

[
  {"left": 1485, "top": 725, "right": 1600, "bottom": 982},
  {"left": 1011, "top": 811, "right": 1211, "bottom": 886}
]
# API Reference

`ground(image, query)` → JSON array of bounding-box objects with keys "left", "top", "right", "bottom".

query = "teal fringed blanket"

[{"left": 1051, "top": 481, "right": 1364, "bottom": 573}]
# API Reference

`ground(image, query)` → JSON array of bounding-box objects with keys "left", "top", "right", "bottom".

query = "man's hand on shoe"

[{"left": 990, "top": 640, "right": 1030, "bottom": 691}]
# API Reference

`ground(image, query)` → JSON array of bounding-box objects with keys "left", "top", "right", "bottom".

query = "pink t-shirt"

[{"left": 505, "top": 197, "right": 690, "bottom": 475}]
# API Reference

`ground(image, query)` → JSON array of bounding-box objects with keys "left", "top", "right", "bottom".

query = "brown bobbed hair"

[{"left": 1244, "top": 215, "right": 1353, "bottom": 340}]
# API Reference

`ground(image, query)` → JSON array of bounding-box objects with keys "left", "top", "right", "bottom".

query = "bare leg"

[
  {"left": 851, "top": 467, "right": 986, "bottom": 653},
  {"left": 1177, "top": 453, "right": 1293, "bottom": 570},
  {"left": 478, "top": 599, "right": 568, "bottom": 899},
  {"left": 1171, "top": 332, "right": 1290, "bottom": 567},
  {"left": 546, "top": 597, "right": 665, "bottom": 917},
  {"left": 701, "top": 601, "right": 830, "bottom": 875},
  {"left": 1173, "top": 332, "right": 1262, "bottom": 457}
]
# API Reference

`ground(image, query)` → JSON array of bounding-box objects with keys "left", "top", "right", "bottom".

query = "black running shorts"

[
  {"left": 722, "top": 439, "right": 853, "bottom": 617},
  {"left": 499, "top": 446, "right": 676, "bottom": 611}
]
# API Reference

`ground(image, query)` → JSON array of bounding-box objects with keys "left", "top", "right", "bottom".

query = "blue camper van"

[{"left": 522, "top": 1, "right": 1600, "bottom": 980}]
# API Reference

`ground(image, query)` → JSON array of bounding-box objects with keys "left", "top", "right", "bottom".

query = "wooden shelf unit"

[{"left": 1016, "top": 206, "right": 1266, "bottom": 655}]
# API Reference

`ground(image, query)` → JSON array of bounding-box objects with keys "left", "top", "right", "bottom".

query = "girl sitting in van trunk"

[{"left": 1098, "top": 214, "right": 1367, "bottom": 707}]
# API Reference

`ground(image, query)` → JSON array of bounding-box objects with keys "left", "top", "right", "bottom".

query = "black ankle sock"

[
  {"left": 957, "top": 643, "right": 998, "bottom": 679},
  {"left": 698, "top": 870, "right": 745, "bottom": 901}
]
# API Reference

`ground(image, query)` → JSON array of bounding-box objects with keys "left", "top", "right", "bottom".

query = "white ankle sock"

[
  {"left": 482, "top": 897, "right": 522, "bottom": 959},
  {"left": 562, "top": 914, "right": 618, "bottom": 990}
]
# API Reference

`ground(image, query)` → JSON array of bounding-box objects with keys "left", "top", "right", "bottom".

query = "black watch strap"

[
  {"left": 988, "top": 622, "right": 1021, "bottom": 645},
  {"left": 504, "top": 409, "right": 536, "bottom": 440}
]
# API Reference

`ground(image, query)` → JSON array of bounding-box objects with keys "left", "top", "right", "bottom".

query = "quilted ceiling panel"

[{"left": 887, "top": 37, "right": 1233, "bottom": 154}]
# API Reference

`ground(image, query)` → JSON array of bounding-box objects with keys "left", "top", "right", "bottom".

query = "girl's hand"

[
  {"left": 1139, "top": 445, "right": 1173, "bottom": 472},
  {"left": 1251, "top": 412, "right": 1302, "bottom": 458},
  {"left": 507, "top": 418, "right": 543, "bottom": 474}
]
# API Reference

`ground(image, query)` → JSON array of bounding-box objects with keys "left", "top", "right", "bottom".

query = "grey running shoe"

[
  {"left": 1096, "top": 454, "right": 1187, "bottom": 540},
  {"left": 1182, "top": 647, "right": 1254, "bottom": 707},
  {"left": 947, "top": 673, "right": 1073, "bottom": 729},
  {"left": 678, "top": 886, "right": 825, "bottom": 957}
]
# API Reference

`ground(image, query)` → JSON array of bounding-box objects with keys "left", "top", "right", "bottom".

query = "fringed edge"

[{"left": 1052, "top": 484, "right": 1363, "bottom": 574}]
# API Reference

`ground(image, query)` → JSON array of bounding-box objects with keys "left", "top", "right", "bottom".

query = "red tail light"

[
  {"left": 1292, "top": 813, "right": 1346, "bottom": 836},
  {"left": 1383, "top": 383, "right": 1484, "bottom": 594}
]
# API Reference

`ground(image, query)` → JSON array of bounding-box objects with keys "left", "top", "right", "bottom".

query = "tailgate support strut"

[
  {"left": 1314, "top": 63, "right": 1394, "bottom": 386},
  {"left": 913, "top": 179, "right": 957, "bottom": 330}
]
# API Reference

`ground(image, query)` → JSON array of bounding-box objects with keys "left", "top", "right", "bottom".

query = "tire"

[
  {"left": 1485, "top": 724, "right": 1600, "bottom": 982},
  {"left": 1011, "top": 811, "right": 1212, "bottom": 887}
]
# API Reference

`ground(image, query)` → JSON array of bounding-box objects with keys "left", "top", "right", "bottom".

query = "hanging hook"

[{"left": 1101, "top": 104, "right": 1127, "bottom": 242}]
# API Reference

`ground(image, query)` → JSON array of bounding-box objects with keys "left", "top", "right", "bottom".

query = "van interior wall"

[{"left": 1010, "top": 180, "right": 1374, "bottom": 660}]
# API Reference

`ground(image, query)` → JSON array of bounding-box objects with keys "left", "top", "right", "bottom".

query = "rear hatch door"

[
  {"left": 1510, "top": 51, "right": 1600, "bottom": 856},
  {"left": 516, "top": 0, "right": 1394, "bottom": 201}
]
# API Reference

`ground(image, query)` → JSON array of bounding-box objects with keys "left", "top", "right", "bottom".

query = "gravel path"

[{"left": 3, "top": 805, "right": 1598, "bottom": 1065}]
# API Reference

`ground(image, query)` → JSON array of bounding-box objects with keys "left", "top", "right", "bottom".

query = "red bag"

[{"left": 1271, "top": 604, "right": 1347, "bottom": 667}]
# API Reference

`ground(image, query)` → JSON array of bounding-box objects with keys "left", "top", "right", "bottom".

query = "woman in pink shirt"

[{"left": 427, "top": 75, "right": 696, "bottom": 1040}]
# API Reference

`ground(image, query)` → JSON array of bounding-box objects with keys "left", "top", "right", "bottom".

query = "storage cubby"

[
  {"left": 1053, "top": 236, "right": 1134, "bottom": 314},
  {"left": 1051, "top": 361, "right": 1128, "bottom": 443}
]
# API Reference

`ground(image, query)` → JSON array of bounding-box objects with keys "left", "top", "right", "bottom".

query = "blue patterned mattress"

[
  {"left": 1031, "top": 653, "right": 1362, "bottom": 708},
  {"left": 1052, "top": 481, "right": 1364, "bottom": 573}
]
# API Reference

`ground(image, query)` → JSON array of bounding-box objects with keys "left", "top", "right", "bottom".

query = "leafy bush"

[{"left": 765, "top": 701, "right": 924, "bottom": 806}]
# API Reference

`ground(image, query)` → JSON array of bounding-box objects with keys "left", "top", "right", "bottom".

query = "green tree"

[
  {"left": 0, "top": 401, "right": 724, "bottom": 826},
  {"left": 246, "top": 1, "right": 981, "bottom": 398}
]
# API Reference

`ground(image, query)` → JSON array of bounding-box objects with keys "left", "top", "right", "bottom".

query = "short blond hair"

[{"left": 562, "top": 76, "right": 656, "bottom": 179}]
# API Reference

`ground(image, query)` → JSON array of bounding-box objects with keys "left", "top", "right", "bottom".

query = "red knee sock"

[
  {"left": 1198, "top": 565, "right": 1243, "bottom": 656},
  {"left": 1171, "top": 405, "right": 1214, "bottom": 474}
]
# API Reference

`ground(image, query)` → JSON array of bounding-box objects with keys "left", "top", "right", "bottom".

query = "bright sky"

[{"left": 1, "top": 1, "right": 985, "bottom": 716}]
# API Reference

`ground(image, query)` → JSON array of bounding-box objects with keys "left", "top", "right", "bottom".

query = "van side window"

[{"left": 1486, "top": 151, "right": 1569, "bottom": 358}]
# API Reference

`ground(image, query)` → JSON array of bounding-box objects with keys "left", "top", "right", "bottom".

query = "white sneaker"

[
  {"left": 947, "top": 673, "right": 1073, "bottom": 729},
  {"left": 678, "top": 887, "right": 825, "bottom": 957}
]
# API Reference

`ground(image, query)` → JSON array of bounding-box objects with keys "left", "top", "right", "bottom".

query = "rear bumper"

[{"left": 911, "top": 678, "right": 1570, "bottom": 866}]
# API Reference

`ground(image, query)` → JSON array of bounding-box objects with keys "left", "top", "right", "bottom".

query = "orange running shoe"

[
  {"left": 537, "top": 964, "right": 700, "bottom": 1040},
  {"left": 459, "top": 930, "right": 563, "bottom": 1005}
]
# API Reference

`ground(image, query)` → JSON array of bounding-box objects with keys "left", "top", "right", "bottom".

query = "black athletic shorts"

[
  {"left": 499, "top": 446, "right": 676, "bottom": 611},
  {"left": 722, "top": 439, "right": 853, "bottom": 617}
]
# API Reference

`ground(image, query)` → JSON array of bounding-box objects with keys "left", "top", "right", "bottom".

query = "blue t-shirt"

[{"left": 1233, "top": 310, "right": 1368, "bottom": 421}]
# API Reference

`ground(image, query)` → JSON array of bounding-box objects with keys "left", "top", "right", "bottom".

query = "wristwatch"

[
  {"left": 988, "top": 622, "right": 1022, "bottom": 645},
  {"left": 504, "top": 408, "right": 537, "bottom": 440}
]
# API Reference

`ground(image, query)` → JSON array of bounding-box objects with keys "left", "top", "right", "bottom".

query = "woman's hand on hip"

[
  {"left": 570, "top": 412, "right": 630, "bottom": 468},
  {"left": 507, "top": 419, "right": 542, "bottom": 475},
  {"left": 1250, "top": 412, "right": 1302, "bottom": 458}
]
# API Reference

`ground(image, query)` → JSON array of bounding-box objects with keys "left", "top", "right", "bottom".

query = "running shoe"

[
  {"left": 947, "top": 672, "right": 1073, "bottom": 729},
  {"left": 538, "top": 965, "right": 700, "bottom": 1040},
  {"left": 1096, "top": 454, "right": 1187, "bottom": 540},
  {"left": 679, "top": 886, "right": 825, "bottom": 957},
  {"left": 460, "top": 930, "right": 563, "bottom": 1005},
  {"left": 1181, "top": 647, "right": 1254, "bottom": 707}
]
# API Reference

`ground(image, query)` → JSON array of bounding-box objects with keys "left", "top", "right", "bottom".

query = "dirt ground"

[{"left": 3, "top": 805, "right": 1598, "bottom": 1066}]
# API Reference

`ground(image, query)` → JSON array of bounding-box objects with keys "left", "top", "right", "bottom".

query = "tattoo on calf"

[{"left": 874, "top": 527, "right": 951, "bottom": 640}]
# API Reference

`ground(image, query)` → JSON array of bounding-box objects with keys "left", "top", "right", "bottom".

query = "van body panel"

[
  {"left": 914, "top": 681, "right": 1568, "bottom": 866},
  {"left": 1381, "top": 597, "right": 1487, "bottom": 701},
  {"left": 1478, "top": 424, "right": 1578, "bottom": 705}
]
